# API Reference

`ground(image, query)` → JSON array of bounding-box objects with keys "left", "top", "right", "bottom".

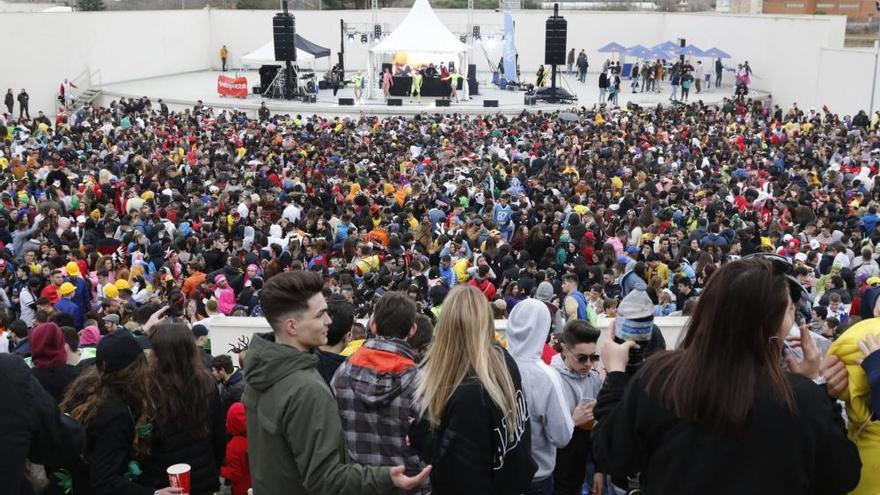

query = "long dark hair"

[
  {"left": 646, "top": 258, "right": 795, "bottom": 434},
  {"left": 149, "top": 323, "right": 216, "bottom": 438},
  {"left": 61, "top": 354, "right": 158, "bottom": 458}
]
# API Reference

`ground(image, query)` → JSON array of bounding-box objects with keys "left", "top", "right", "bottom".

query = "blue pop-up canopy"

[
  {"left": 704, "top": 47, "right": 731, "bottom": 59},
  {"left": 653, "top": 41, "right": 679, "bottom": 51},
  {"left": 598, "top": 42, "right": 628, "bottom": 53},
  {"left": 672, "top": 44, "right": 707, "bottom": 57},
  {"left": 625, "top": 44, "right": 652, "bottom": 58}
]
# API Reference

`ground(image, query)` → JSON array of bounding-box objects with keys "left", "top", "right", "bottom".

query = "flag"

[{"left": 502, "top": 11, "right": 516, "bottom": 82}]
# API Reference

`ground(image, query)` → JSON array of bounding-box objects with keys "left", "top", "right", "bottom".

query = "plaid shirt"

[{"left": 331, "top": 337, "right": 430, "bottom": 495}]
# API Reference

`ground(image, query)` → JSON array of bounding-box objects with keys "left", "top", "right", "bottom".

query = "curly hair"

[{"left": 61, "top": 354, "right": 158, "bottom": 458}]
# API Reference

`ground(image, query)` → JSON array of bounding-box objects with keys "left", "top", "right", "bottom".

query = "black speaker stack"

[
  {"left": 467, "top": 64, "right": 478, "bottom": 96},
  {"left": 388, "top": 98, "right": 402, "bottom": 106},
  {"left": 544, "top": 15, "right": 567, "bottom": 66},
  {"left": 436, "top": 99, "right": 450, "bottom": 107},
  {"left": 273, "top": 13, "right": 296, "bottom": 62}
]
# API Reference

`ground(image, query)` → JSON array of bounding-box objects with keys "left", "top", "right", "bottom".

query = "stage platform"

[{"left": 95, "top": 69, "right": 767, "bottom": 118}]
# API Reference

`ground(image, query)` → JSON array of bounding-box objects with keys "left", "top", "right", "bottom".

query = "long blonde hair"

[{"left": 417, "top": 285, "right": 520, "bottom": 439}]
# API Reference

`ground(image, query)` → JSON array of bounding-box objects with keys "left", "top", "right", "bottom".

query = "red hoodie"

[{"left": 220, "top": 402, "right": 251, "bottom": 495}]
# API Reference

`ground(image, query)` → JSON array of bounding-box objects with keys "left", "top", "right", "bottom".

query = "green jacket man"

[{"left": 242, "top": 271, "right": 430, "bottom": 495}]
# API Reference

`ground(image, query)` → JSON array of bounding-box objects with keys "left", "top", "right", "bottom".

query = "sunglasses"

[{"left": 574, "top": 353, "right": 601, "bottom": 364}]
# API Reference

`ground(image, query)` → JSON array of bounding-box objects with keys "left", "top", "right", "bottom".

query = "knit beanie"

[
  {"left": 96, "top": 329, "right": 143, "bottom": 373},
  {"left": 31, "top": 323, "right": 67, "bottom": 368}
]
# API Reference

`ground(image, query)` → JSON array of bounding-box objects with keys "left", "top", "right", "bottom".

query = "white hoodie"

[{"left": 506, "top": 298, "right": 574, "bottom": 479}]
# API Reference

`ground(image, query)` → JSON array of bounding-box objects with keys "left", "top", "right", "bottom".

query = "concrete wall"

[
  {"left": 816, "top": 46, "right": 880, "bottom": 115},
  {"left": 209, "top": 315, "right": 689, "bottom": 368},
  {"left": 1, "top": 10, "right": 210, "bottom": 116},
  {"left": 0, "top": 8, "right": 864, "bottom": 117}
]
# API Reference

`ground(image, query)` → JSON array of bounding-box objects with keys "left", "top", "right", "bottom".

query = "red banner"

[{"left": 217, "top": 75, "right": 248, "bottom": 98}]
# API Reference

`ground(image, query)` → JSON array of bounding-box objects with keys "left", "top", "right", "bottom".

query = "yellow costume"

[{"left": 828, "top": 320, "right": 880, "bottom": 495}]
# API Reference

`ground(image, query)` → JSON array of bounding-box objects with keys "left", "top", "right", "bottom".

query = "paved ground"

[{"left": 97, "top": 69, "right": 761, "bottom": 118}]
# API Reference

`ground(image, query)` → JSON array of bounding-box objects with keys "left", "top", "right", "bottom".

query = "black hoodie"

[{"left": 411, "top": 346, "right": 536, "bottom": 495}]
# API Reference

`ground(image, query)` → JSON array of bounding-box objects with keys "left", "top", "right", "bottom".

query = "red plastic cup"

[{"left": 167, "top": 463, "right": 191, "bottom": 495}]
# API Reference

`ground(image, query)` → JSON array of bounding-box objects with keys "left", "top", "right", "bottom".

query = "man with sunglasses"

[{"left": 550, "top": 320, "right": 604, "bottom": 495}]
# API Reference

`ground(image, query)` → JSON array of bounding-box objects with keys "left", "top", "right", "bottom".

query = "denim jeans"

[
  {"left": 598, "top": 88, "right": 606, "bottom": 103},
  {"left": 716, "top": 71, "right": 722, "bottom": 87},
  {"left": 567, "top": 63, "right": 573, "bottom": 74},
  {"left": 527, "top": 476, "right": 554, "bottom": 495},
  {"left": 670, "top": 86, "right": 678, "bottom": 101}
]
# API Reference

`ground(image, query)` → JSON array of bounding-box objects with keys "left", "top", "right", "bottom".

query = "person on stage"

[
  {"left": 443, "top": 69, "right": 462, "bottom": 103},
  {"left": 352, "top": 72, "right": 364, "bottom": 103},
  {"left": 409, "top": 70, "right": 423, "bottom": 104},
  {"left": 220, "top": 45, "right": 229, "bottom": 72},
  {"left": 382, "top": 68, "right": 394, "bottom": 101},
  {"left": 536, "top": 65, "right": 546, "bottom": 87}
]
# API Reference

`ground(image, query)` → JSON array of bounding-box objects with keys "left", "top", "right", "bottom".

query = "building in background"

[
  {"left": 716, "top": 0, "right": 762, "bottom": 13},
  {"left": 761, "top": 0, "right": 878, "bottom": 21}
]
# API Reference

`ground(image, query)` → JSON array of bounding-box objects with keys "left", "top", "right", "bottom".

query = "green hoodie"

[{"left": 243, "top": 333, "right": 394, "bottom": 495}]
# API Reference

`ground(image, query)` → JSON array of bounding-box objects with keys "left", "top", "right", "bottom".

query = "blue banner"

[{"left": 502, "top": 11, "right": 516, "bottom": 82}]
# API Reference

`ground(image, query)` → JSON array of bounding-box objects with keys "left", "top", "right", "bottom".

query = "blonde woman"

[{"left": 412, "top": 285, "right": 536, "bottom": 494}]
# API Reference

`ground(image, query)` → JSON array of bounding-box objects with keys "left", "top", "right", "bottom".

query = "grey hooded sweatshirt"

[
  {"left": 550, "top": 353, "right": 603, "bottom": 414},
  {"left": 506, "top": 298, "right": 574, "bottom": 480}
]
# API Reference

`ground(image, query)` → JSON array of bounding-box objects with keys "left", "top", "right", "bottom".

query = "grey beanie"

[{"left": 535, "top": 282, "right": 555, "bottom": 303}]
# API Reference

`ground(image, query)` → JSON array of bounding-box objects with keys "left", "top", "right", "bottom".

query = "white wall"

[
  {"left": 0, "top": 8, "right": 866, "bottom": 117},
  {"left": 209, "top": 315, "right": 689, "bottom": 368},
  {"left": 0, "top": 10, "right": 210, "bottom": 115},
  {"left": 816, "top": 46, "right": 880, "bottom": 116}
]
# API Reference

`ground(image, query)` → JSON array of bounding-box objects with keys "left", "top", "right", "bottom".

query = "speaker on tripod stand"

[
  {"left": 272, "top": 12, "right": 297, "bottom": 100},
  {"left": 534, "top": 3, "right": 575, "bottom": 103}
]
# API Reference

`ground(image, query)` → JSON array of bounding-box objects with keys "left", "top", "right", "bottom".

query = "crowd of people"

[
  {"left": 3, "top": 88, "right": 880, "bottom": 495},
  {"left": 596, "top": 57, "right": 742, "bottom": 106}
]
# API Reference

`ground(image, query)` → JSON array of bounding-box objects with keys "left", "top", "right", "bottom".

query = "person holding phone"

[
  {"left": 550, "top": 319, "right": 604, "bottom": 495},
  {"left": 593, "top": 257, "right": 860, "bottom": 494}
]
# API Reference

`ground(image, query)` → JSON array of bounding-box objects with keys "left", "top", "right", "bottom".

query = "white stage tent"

[
  {"left": 242, "top": 35, "right": 331, "bottom": 67},
  {"left": 369, "top": 0, "right": 471, "bottom": 100},
  {"left": 241, "top": 43, "right": 316, "bottom": 66}
]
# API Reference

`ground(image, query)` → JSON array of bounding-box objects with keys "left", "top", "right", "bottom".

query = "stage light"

[
  {"left": 460, "top": 35, "right": 466, "bottom": 43},
  {"left": 348, "top": 33, "right": 354, "bottom": 42},
  {"left": 361, "top": 34, "right": 368, "bottom": 44},
  {"left": 472, "top": 25, "right": 480, "bottom": 40},
  {"left": 374, "top": 24, "right": 382, "bottom": 40}
]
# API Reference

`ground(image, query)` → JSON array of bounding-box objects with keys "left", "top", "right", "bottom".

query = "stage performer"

[
  {"left": 382, "top": 68, "right": 394, "bottom": 101},
  {"left": 443, "top": 70, "right": 462, "bottom": 103},
  {"left": 352, "top": 72, "right": 364, "bottom": 103},
  {"left": 409, "top": 70, "right": 423, "bottom": 103}
]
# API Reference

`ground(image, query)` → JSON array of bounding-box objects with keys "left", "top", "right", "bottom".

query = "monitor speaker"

[
  {"left": 339, "top": 98, "right": 355, "bottom": 105},
  {"left": 544, "top": 17, "right": 567, "bottom": 66},
  {"left": 436, "top": 99, "right": 450, "bottom": 107},
  {"left": 484, "top": 100, "right": 498, "bottom": 107},
  {"left": 259, "top": 65, "right": 280, "bottom": 89},
  {"left": 388, "top": 98, "right": 402, "bottom": 106},
  {"left": 273, "top": 14, "right": 296, "bottom": 62}
]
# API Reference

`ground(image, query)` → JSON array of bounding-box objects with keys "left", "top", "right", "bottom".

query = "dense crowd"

[{"left": 3, "top": 92, "right": 880, "bottom": 495}]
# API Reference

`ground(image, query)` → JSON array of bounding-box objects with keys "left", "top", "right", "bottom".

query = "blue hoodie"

[{"left": 506, "top": 299, "right": 574, "bottom": 479}]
